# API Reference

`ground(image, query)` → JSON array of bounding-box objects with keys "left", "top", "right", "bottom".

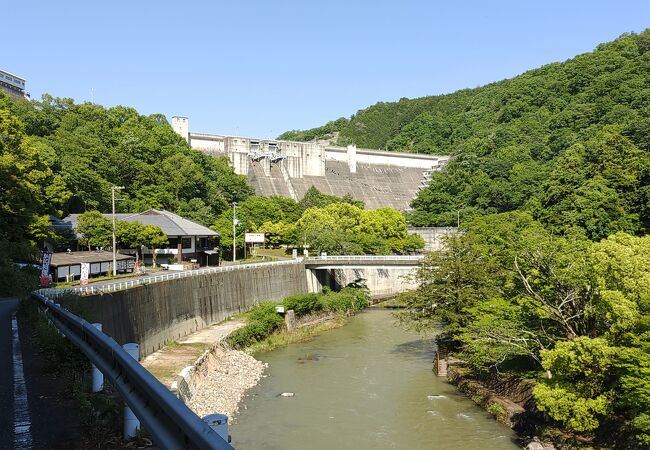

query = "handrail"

[{"left": 32, "top": 293, "right": 233, "bottom": 450}]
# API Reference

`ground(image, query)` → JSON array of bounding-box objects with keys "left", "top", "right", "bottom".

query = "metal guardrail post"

[
  {"left": 123, "top": 343, "right": 141, "bottom": 439},
  {"left": 91, "top": 323, "right": 104, "bottom": 392}
]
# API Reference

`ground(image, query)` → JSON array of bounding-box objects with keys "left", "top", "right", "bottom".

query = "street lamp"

[
  {"left": 112, "top": 186, "right": 124, "bottom": 276},
  {"left": 232, "top": 202, "right": 237, "bottom": 263}
]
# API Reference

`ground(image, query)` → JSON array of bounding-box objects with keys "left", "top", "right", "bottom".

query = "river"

[{"left": 231, "top": 309, "right": 520, "bottom": 449}]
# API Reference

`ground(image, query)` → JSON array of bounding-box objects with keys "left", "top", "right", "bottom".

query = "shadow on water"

[{"left": 392, "top": 338, "right": 437, "bottom": 361}]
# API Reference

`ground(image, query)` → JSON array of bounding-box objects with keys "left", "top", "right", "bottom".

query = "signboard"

[
  {"left": 245, "top": 233, "right": 265, "bottom": 244},
  {"left": 116, "top": 259, "right": 136, "bottom": 271},
  {"left": 80, "top": 262, "right": 90, "bottom": 286},
  {"left": 40, "top": 252, "right": 52, "bottom": 287}
]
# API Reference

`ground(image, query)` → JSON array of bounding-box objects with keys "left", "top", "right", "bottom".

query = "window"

[{"left": 182, "top": 238, "right": 192, "bottom": 249}]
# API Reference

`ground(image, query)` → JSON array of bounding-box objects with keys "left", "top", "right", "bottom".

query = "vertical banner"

[
  {"left": 40, "top": 252, "right": 52, "bottom": 287},
  {"left": 80, "top": 262, "right": 90, "bottom": 286}
]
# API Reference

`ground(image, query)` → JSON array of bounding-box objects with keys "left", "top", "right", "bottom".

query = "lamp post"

[
  {"left": 112, "top": 186, "right": 124, "bottom": 277},
  {"left": 232, "top": 202, "right": 237, "bottom": 263}
]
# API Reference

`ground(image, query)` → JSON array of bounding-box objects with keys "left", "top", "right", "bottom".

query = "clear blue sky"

[{"left": 3, "top": 1, "right": 649, "bottom": 138}]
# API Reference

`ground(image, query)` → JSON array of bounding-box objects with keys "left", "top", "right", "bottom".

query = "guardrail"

[
  {"left": 37, "top": 259, "right": 303, "bottom": 298},
  {"left": 32, "top": 292, "right": 233, "bottom": 450}
]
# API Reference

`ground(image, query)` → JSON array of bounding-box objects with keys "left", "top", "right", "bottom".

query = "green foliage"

[
  {"left": 277, "top": 117, "right": 348, "bottom": 143},
  {"left": 400, "top": 212, "right": 650, "bottom": 446},
  {"left": 282, "top": 293, "right": 323, "bottom": 316},
  {"left": 320, "top": 287, "right": 369, "bottom": 313},
  {"left": 226, "top": 289, "right": 369, "bottom": 349},
  {"left": 295, "top": 201, "right": 420, "bottom": 255},
  {"left": 282, "top": 30, "right": 650, "bottom": 238},
  {"left": 533, "top": 384, "right": 610, "bottom": 433},
  {"left": 75, "top": 211, "right": 112, "bottom": 250}
]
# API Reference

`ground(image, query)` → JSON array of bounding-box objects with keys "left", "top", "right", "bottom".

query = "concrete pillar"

[
  {"left": 347, "top": 144, "right": 357, "bottom": 173},
  {"left": 171, "top": 116, "right": 189, "bottom": 143},
  {"left": 285, "top": 310, "right": 297, "bottom": 332},
  {"left": 91, "top": 323, "right": 104, "bottom": 392},
  {"left": 122, "top": 343, "right": 141, "bottom": 440},
  {"left": 177, "top": 242, "right": 183, "bottom": 263}
]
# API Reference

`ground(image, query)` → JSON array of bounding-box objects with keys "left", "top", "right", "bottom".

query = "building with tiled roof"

[{"left": 58, "top": 209, "right": 220, "bottom": 266}]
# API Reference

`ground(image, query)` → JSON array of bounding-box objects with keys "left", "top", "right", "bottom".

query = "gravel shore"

[{"left": 186, "top": 348, "right": 267, "bottom": 418}]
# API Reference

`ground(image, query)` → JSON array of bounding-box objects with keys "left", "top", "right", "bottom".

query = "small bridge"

[
  {"left": 303, "top": 255, "right": 423, "bottom": 298},
  {"left": 304, "top": 255, "right": 422, "bottom": 269}
]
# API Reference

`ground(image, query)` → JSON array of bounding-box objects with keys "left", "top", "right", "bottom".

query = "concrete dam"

[{"left": 172, "top": 117, "right": 449, "bottom": 210}]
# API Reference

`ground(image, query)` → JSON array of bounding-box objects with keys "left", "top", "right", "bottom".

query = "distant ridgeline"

[
  {"left": 275, "top": 30, "right": 650, "bottom": 234},
  {"left": 172, "top": 117, "right": 449, "bottom": 211}
]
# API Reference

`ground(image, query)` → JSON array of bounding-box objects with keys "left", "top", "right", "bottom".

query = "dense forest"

[
  {"left": 0, "top": 92, "right": 253, "bottom": 293},
  {"left": 280, "top": 30, "right": 650, "bottom": 236}
]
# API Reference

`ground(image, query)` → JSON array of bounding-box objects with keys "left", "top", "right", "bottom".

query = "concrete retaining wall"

[{"left": 73, "top": 262, "right": 309, "bottom": 357}]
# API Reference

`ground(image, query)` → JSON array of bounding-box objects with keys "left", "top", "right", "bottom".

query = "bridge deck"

[{"left": 303, "top": 255, "right": 422, "bottom": 269}]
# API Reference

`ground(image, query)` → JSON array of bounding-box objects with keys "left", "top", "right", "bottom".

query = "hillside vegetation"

[{"left": 280, "top": 30, "right": 650, "bottom": 237}]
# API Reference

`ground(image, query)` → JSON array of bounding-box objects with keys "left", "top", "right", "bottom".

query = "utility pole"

[
  {"left": 232, "top": 202, "right": 237, "bottom": 263},
  {"left": 457, "top": 210, "right": 460, "bottom": 228},
  {"left": 112, "top": 186, "right": 124, "bottom": 276}
]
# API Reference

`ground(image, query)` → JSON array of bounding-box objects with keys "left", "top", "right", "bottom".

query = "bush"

[
  {"left": 226, "top": 289, "right": 369, "bottom": 349},
  {"left": 321, "top": 288, "right": 369, "bottom": 313},
  {"left": 248, "top": 302, "right": 285, "bottom": 331},
  {"left": 226, "top": 323, "right": 270, "bottom": 349},
  {"left": 283, "top": 293, "right": 323, "bottom": 317}
]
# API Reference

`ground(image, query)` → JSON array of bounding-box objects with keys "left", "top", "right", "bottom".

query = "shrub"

[
  {"left": 248, "top": 302, "right": 285, "bottom": 331},
  {"left": 321, "top": 288, "right": 369, "bottom": 313},
  {"left": 283, "top": 293, "right": 323, "bottom": 317},
  {"left": 226, "top": 323, "right": 270, "bottom": 349}
]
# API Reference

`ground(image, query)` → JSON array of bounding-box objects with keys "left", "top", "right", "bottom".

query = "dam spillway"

[{"left": 172, "top": 117, "right": 449, "bottom": 210}]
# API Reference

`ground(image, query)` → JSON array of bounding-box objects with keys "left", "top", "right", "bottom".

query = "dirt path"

[{"left": 141, "top": 319, "right": 245, "bottom": 388}]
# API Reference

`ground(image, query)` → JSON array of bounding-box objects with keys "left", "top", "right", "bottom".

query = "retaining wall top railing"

[{"left": 38, "top": 259, "right": 303, "bottom": 298}]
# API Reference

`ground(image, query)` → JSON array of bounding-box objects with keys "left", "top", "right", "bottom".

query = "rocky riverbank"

[{"left": 181, "top": 346, "right": 267, "bottom": 418}]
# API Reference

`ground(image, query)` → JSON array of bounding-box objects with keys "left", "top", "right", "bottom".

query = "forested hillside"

[
  {"left": 0, "top": 93, "right": 253, "bottom": 293},
  {"left": 0, "top": 93, "right": 252, "bottom": 244},
  {"left": 280, "top": 31, "right": 650, "bottom": 237}
]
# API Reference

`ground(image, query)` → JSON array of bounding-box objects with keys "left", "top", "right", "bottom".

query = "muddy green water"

[{"left": 231, "top": 309, "right": 520, "bottom": 449}]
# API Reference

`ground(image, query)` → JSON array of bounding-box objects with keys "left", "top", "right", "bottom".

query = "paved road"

[{"left": 0, "top": 298, "right": 19, "bottom": 449}]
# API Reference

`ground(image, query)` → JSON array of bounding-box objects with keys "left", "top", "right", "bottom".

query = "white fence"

[{"left": 37, "top": 259, "right": 302, "bottom": 298}]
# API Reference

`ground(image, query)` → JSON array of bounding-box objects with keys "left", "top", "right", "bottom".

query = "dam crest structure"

[{"left": 172, "top": 116, "right": 449, "bottom": 210}]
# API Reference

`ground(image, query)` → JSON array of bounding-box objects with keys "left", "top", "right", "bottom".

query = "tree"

[{"left": 75, "top": 211, "right": 112, "bottom": 250}]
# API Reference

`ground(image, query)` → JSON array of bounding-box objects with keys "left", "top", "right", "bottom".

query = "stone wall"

[{"left": 71, "top": 262, "right": 309, "bottom": 357}]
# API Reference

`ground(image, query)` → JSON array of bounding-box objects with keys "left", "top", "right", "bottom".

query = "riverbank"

[{"left": 178, "top": 311, "right": 350, "bottom": 418}]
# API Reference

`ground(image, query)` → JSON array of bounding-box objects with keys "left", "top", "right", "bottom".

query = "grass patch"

[
  {"left": 226, "top": 288, "right": 369, "bottom": 350},
  {"left": 247, "top": 315, "right": 348, "bottom": 354}
]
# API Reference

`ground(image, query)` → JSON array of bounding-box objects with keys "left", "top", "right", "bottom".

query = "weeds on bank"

[
  {"left": 225, "top": 288, "right": 369, "bottom": 350},
  {"left": 247, "top": 315, "right": 348, "bottom": 354}
]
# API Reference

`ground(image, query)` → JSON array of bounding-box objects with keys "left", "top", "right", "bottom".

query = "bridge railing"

[
  {"left": 304, "top": 255, "right": 423, "bottom": 262},
  {"left": 31, "top": 292, "right": 233, "bottom": 450},
  {"left": 37, "top": 259, "right": 303, "bottom": 298}
]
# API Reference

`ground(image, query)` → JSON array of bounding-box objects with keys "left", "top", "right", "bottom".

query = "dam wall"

[
  {"left": 173, "top": 117, "right": 448, "bottom": 210},
  {"left": 69, "top": 262, "right": 309, "bottom": 357}
]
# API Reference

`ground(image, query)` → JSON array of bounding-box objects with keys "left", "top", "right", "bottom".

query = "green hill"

[{"left": 280, "top": 30, "right": 650, "bottom": 239}]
